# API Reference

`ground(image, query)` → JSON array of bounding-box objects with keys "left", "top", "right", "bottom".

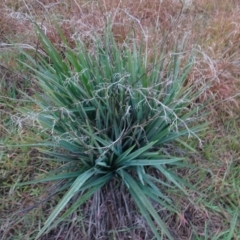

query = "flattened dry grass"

[
  {"left": 0, "top": 0, "right": 240, "bottom": 239},
  {"left": 1, "top": 0, "right": 239, "bottom": 112}
]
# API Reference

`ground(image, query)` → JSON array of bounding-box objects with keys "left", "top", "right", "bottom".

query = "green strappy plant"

[{"left": 19, "top": 24, "right": 206, "bottom": 239}]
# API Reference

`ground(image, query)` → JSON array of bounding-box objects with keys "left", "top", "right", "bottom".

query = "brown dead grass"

[
  {"left": 195, "top": 0, "right": 240, "bottom": 115},
  {"left": 1, "top": 0, "right": 239, "bottom": 115}
]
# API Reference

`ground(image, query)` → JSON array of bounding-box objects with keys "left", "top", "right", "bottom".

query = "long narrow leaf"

[
  {"left": 36, "top": 168, "right": 95, "bottom": 238},
  {"left": 121, "top": 170, "right": 174, "bottom": 240}
]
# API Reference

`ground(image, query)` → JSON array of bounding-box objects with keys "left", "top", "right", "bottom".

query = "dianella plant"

[{"left": 19, "top": 24, "right": 206, "bottom": 239}]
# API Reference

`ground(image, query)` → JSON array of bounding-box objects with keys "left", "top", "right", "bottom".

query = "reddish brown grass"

[{"left": 1, "top": 1, "right": 239, "bottom": 114}]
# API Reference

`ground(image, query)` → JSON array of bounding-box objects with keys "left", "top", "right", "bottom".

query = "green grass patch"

[{"left": 10, "top": 23, "right": 209, "bottom": 240}]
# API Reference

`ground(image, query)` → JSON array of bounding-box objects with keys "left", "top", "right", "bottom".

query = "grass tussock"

[
  {"left": 16, "top": 24, "right": 207, "bottom": 239},
  {"left": 0, "top": 0, "right": 240, "bottom": 239}
]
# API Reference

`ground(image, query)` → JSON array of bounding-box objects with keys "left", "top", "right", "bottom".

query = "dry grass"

[{"left": 1, "top": 0, "right": 239, "bottom": 113}]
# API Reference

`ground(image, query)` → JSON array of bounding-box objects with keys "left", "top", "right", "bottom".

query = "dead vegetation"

[{"left": 1, "top": 0, "right": 239, "bottom": 113}]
